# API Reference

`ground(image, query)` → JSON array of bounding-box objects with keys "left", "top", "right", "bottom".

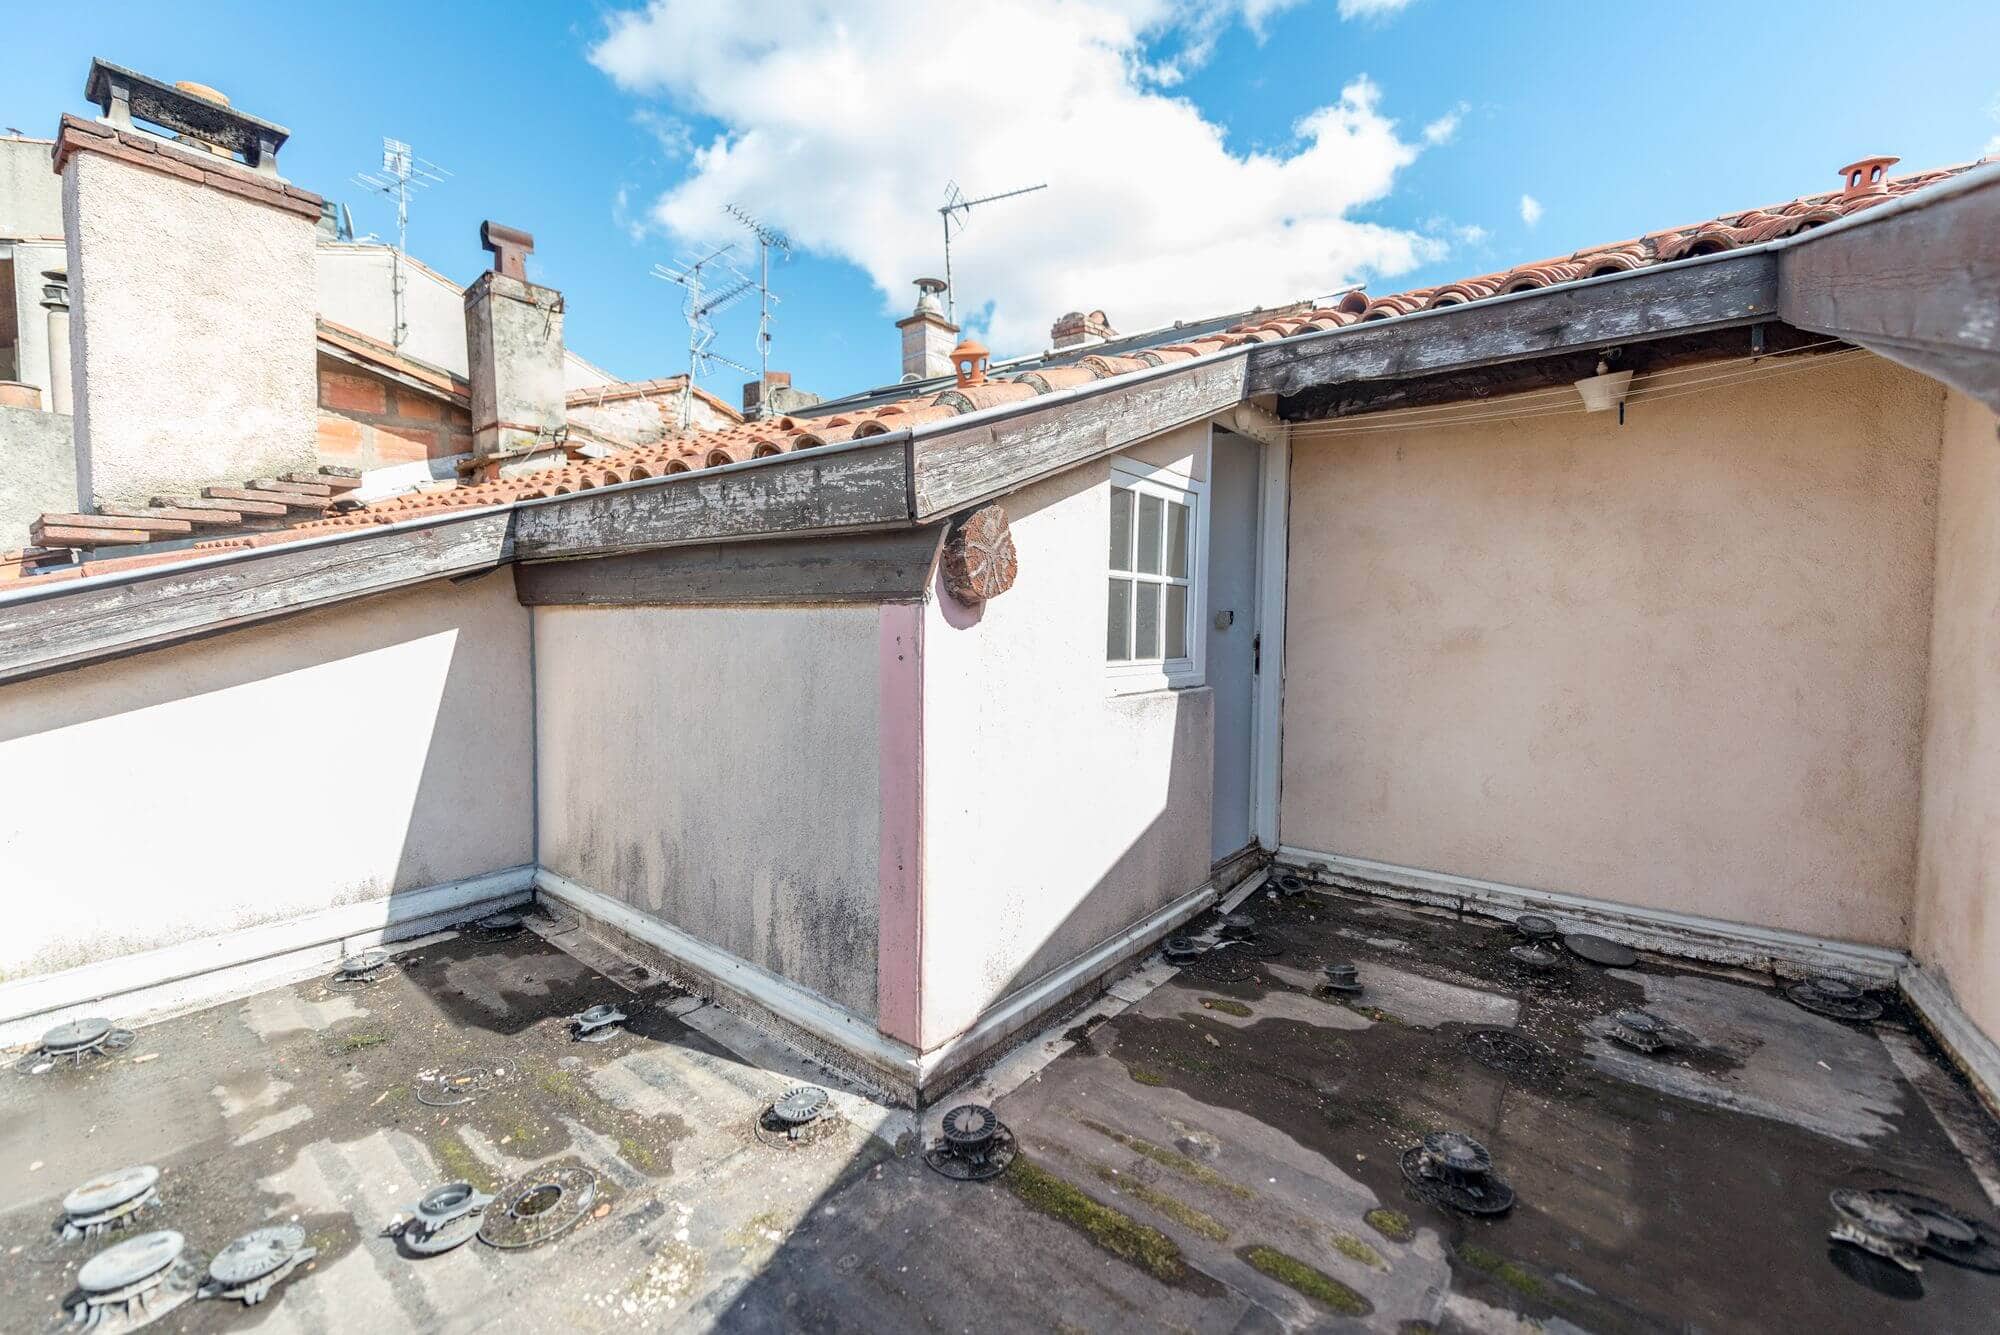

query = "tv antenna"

[
  {"left": 725, "top": 204, "right": 792, "bottom": 412},
  {"left": 352, "top": 138, "right": 452, "bottom": 349},
  {"left": 651, "top": 244, "right": 756, "bottom": 430},
  {"left": 938, "top": 180, "right": 1046, "bottom": 323}
]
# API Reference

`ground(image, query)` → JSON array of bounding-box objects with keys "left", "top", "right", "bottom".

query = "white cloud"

[
  {"left": 632, "top": 108, "right": 694, "bottom": 159},
  {"left": 1338, "top": 0, "right": 1419, "bottom": 19},
  {"left": 1519, "top": 194, "right": 1543, "bottom": 226},
  {"left": 1172, "top": 0, "right": 1309, "bottom": 70},
  {"left": 611, "top": 186, "right": 649, "bottom": 244},
  {"left": 1422, "top": 102, "right": 1466, "bottom": 146},
  {"left": 591, "top": 1, "right": 1445, "bottom": 357}
]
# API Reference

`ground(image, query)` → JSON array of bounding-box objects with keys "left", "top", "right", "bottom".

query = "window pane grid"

[{"left": 1106, "top": 477, "right": 1196, "bottom": 673}]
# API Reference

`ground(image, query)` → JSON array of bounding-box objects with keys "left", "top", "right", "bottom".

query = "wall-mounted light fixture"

[{"left": 1575, "top": 357, "right": 1634, "bottom": 423}]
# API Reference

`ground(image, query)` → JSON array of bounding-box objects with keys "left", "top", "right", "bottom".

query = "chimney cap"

[
  {"left": 480, "top": 221, "right": 535, "bottom": 280},
  {"left": 172, "top": 80, "right": 229, "bottom": 106},
  {"left": 84, "top": 59, "right": 289, "bottom": 169},
  {"left": 912, "top": 277, "right": 948, "bottom": 317},
  {"left": 1837, "top": 155, "right": 1900, "bottom": 198},
  {"left": 950, "top": 338, "right": 990, "bottom": 388},
  {"left": 1050, "top": 308, "right": 1115, "bottom": 348}
]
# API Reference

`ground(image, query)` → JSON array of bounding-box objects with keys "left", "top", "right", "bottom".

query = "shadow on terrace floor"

[
  {"left": 7, "top": 886, "right": 2000, "bottom": 1331},
  {"left": 714, "top": 882, "right": 2000, "bottom": 1333}
]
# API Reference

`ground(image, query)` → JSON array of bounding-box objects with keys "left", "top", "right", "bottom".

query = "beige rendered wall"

[
  {"left": 1281, "top": 354, "right": 1942, "bottom": 946},
  {"left": 920, "top": 424, "right": 1215, "bottom": 1049},
  {"left": 1913, "top": 388, "right": 2000, "bottom": 1039},
  {"left": 0, "top": 572, "right": 534, "bottom": 980},
  {"left": 0, "top": 136, "right": 63, "bottom": 240},
  {"left": 533, "top": 604, "right": 884, "bottom": 1019},
  {"left": 64, "top": 148, "right": 318, "bottom": 506},
  {"left": 314, "top": 242, "right": 615, "bottom": 392}
]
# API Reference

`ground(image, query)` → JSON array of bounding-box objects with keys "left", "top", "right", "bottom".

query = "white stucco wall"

[
  {"left": 920, "top": 424, "right": 1216, "bottom": 1049},
  {"left": 316, "top": 244, "right": 474, "bottom": 377},
  {"left": 0, "top": 572, "right": 534, "bottom": 981},
  {"left": 534, "top": 604, "right": 884, "bottom": 1019},
  {"left": 0, "top": 137, "right": 63, "bottom": 240},
  {"left": 65, "top": 148, "right": 318, "bottom": 505},
  {"left": 316, "top": 242, "right": 615, "bottom": 390}
]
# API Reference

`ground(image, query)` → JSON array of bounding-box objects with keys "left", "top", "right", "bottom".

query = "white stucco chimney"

[
  {"left": 463, "top": 220, "right": 567, "bottom": 476},
  {"left": 896, "top": 277, "right": 958, "bottom": 382},
  {"left": 57, "top": 61, "right": 319, "bottom": 508}
]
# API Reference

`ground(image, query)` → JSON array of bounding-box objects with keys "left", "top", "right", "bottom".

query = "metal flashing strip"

[
  {"left": 1280, "top": 846, "right": 1907, "bottom": 982},
  {"left": 0, "top": 865, "right": 533, "bottom": 1048},
  {"left": 1899, "top": 963, "right": 2000, "bottom": 1129}
]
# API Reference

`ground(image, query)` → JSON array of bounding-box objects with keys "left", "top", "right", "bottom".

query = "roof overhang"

[
  {"left": 1775, "top": 160, "right": 2000, "bottom": 412},
  {"left": 2, "top": 166, "right": 1992, "bottom": 684}
]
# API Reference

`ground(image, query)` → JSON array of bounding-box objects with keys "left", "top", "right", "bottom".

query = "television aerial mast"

[
  {"left": 938, "top": 180, "right": 1047, "bottom": 324},
  {"left": 724, "top": 204, "right": 792, "bottom": 410},
  {"left": 651, "top": 244, "right": 756, "bottom": 430},
  {"left": 351, "top": 137, "right": 452, "bottom": 349}
]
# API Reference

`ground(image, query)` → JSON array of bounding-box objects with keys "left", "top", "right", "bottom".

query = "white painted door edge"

[
  {"left": 1250, "top": 430, "right": 1289, "bottom": 850},
  {"left": 0, "top": 865, "right": 535, "bottom": 1048},
  {"left": 1279, "top": 846, "right": 1906, "bottom": 982}
]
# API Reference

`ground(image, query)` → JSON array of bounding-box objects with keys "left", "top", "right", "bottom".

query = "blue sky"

[{"left": 4, "top": 2, "right": 1994, "bottom": 402}]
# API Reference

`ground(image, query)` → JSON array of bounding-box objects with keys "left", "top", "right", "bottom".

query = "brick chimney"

[
  {"left": 1051, "top": 309, "right": 1114, "bottom": 350},
  {"left": 742, "top": 371, "right": 821, "bottom": 419},
  {"left": 896, "top": 277, "right": 957, "bottom": 382},
  {"left": 56, "top": 60, "right": 319, "bottom": 507},
  {"left": 464, "top": 220, "right": 567, "bottom": 475}
]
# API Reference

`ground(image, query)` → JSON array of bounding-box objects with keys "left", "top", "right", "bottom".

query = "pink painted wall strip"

[{"left": 876, "top": 602, "right": 925, "bottom": 1045}]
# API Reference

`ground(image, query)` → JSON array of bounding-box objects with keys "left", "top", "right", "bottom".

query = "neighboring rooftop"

[
  {"left": 9, "top": 154, "right": 1969, "bottom": 583},
  {"left": 4, "top": 874, "right": 1995, "bottom": 1331}
]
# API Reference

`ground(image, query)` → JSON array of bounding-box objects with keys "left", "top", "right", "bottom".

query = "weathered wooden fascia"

[
  {"left": 907, "top": 350, "right": 1251, "bottom": 519},
  {"left": 1775, "top": 161, "right": 2000, "bottom": 414},
  {"left": 19, "top": 179, "right": 1986, "bottom": 685},
  {"left": 513, "top": 526, "right": 948, "bottom": 608},
  {"left": 1246, "top": 247, "right": 1783, "bottom": 406},
  {"left": 0, "top": 507, "right": 516, "bottom": 685},
  {"left": 511, "top": 436, "right": 915, "bottom": 562}
]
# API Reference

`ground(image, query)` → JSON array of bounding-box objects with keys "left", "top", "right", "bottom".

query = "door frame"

[{"left": 1248, "top": 427, "right": 1290, "bottom": 851}]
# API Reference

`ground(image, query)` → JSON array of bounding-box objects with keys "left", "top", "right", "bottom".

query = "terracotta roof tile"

[{"left": 14, "top": 157, "right": 1971, "bottom": 584}]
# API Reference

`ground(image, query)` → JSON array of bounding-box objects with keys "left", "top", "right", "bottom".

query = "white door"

[{"left": 1207, "top": 429, "right": 1262, "bottom": 863}]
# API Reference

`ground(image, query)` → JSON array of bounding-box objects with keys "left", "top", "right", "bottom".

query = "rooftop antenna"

[
  {"left": 724, "top": 204, "right": 792, "bottom": 414},
  {"left": 938, "top": 180, "right": 1047, "bottom": 324},
  {"left": 352, "top": 137, "right": 452, "bottom": 349},
  {"left": 651, "top": 244, "right": 756, "bottom": 430}
]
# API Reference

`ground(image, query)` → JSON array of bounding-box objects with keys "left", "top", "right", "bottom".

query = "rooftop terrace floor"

[{"left": 4, "top": 883, "right": 1999, "bottom": 1332}]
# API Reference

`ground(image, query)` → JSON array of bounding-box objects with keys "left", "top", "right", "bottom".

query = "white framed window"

[{"left": 1106, "top": 458, "right": 1205, "bottom": 692}]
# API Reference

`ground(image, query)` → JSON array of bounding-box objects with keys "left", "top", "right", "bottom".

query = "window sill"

[{"left": 1106, "top": 667, "right": 1205, "bottom": 697}]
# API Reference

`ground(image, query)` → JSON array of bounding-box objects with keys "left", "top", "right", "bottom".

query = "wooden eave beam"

[
  {"left": 1777, "top": 166, "right": 2000, "bottom": 413},
  {"left": 907, "top": 355, "right": 1249, "bottom": 520},
  {"left": 316, "top": 341, "right": 469, "bottom": 408},
  {"left": 514, "top": 525, "right": 947, "bottom": 608},
  {"left": 512, "top": 437, "right": 913, "bottom": 562},
  {"left": 1247, "top": 250, "right": 1781, "bottom": 418},
  {"left": 0, "top": 509, "right": 515, "bottom": 686}
]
